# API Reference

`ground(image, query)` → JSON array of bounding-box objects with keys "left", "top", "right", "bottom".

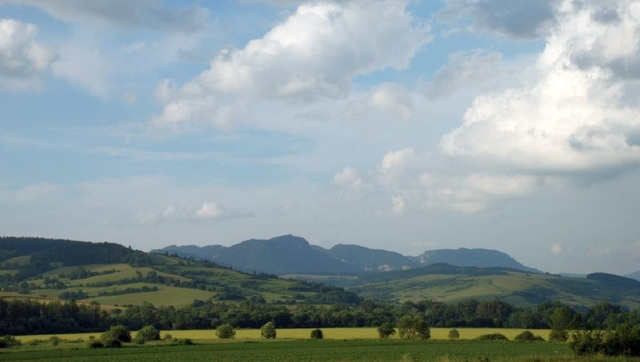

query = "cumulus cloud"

[
  {"left": 442, "top": 0, "right": 640, "bottom": 175},
  {"left": 136, "top": 202, "right": 226, "bottom": 224},
  {"left": 551, "top": 243, "right": 563, "bottom": 255},
  {"left": 4, "top": 0, "right": 209, "bottom": 32},
  {"left": 152, "top": 0, "right": 430, "bottom": 127},
  {"left": 440, "top": 0, "right": 560, "bottom": 40},
  {"left": 346, "top": 82, "right": 413, "bottom": 120},
  {"left": 0, "top": 19, "right": 55, "bottom": 91},
  {"left": 194, "top": 202, "right": 223, "bottom": 219},
  {"left": 425, "top": 50, "right": 511, "bottom": 99}
]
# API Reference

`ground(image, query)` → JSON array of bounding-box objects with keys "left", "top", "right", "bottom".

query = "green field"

[{"left": 0, "top": 339, "right": 577, "bottom": 362}]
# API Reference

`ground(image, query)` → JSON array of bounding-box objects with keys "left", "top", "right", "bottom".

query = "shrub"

[
  {"left": 178, "top": 338, "right": 194, "bottom": 345},
  {"left": 310, "top": 328, "right": 324, "bottom": 339},
  {"left": 549, "top": 328, "right": 568, "bottom": 342},
  {"left": 50, "top": 336, "right": 60, "bottom": 346},
  {"left": 261, "top": 322, "right": 277, "bottom": 339},
  {"left": 570, "top": 325, "right": 640, "bottom": 357},
  {"left": 102, "top": 325, "right": 131, "bottom": 343},
  {"left": 133, "top": 334, "right": 146, "bottom": 345},
  {"left": 377, "top": 322, "right": 396, "bottom": 339},
  {"left": 163, "top": 333, "right": 173, "bottom": 340},
  {"left": 475, "top": 333, "right": 509, "bottom": 341},
  {"left": 136, "top": 325, "right": 160, "bottom": 342},
  {"left": 0, "top": 336, "right": 20, "bottom": 348},
  {"left": 216, "top": 324, "right": 236, "bottom": 339},
  {"left": 88, "top": 340, "right": 104, "bottom": 349},
  {"left": 448, "top": 329, "right": 460, "bottom": 340},
  {"left": 101, "top": 337, "right": 122, "bottom": 348},
  {"left": 514, "top": 331, "right": 544, "bottom": 342}
]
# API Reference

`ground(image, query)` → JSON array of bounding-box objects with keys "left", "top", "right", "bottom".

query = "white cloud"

[
  {"left": 551, "top": 243, "right": 563, "bottom": 255},
  {"left": 390, "top": 196, "right": 405, "bottom": 216},
  {"left": 442, "top": 0, "right": 640, "bottom": 174},
  {"left": 194, "top": 202, "right": 223, "bottom": 219},
  {"left": 379, "top": 148, "right": 414, "bottom": 176},
  {"left": 0, "top": 18, "right": 55, "bottom": 91},
  {"left": 346, "top": 82, "right": 413, "bottom": 120},
  {"left": 152, "top": 0, "right": 430, "bottom": 127},
  {"left": 425, "top": 50, "right": 511, "bottom": 99}
]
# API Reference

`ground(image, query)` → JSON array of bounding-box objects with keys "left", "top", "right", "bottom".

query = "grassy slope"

[{"left": 349, "top": 270, "right": 640, "bottom": 309}]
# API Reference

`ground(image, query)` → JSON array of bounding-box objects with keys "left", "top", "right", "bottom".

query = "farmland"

[{"left": 0, "top": 340, "right": 576, "bottom": 362}]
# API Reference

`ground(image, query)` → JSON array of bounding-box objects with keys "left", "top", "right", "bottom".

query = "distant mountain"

[
  {"left": 411, "top": 248, "right": 540, "bottom": 273},
  {"left": 322, "top": 244, "right": 417, "bottom": 272},
  {"left": 155, "top": 235, "right": 360, "bottom": 275},
  {"left": 627, "top": 270, "right": 640, "bottom": 281},
  {"left": 588, "top": 272, "right": 640, "bottom": 288},
  {"left": 155, "top": 237, "right": 540, "bottom": 276}
]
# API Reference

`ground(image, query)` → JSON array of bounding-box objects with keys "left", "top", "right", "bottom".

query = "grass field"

[
  {"left": 0, "top": 339, "right": 577, "bottom": 361},
  {"left": 15, "top": 327, "right": 551, "bottom": 343}
]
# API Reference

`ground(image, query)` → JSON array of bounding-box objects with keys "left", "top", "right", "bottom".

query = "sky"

[{"left": 1, "top": 0, "right": 640, "bottom": 275}]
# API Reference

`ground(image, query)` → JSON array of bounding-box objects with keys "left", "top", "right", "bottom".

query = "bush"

[
  {"left": 514, "top": 331, "right": 544, "bottom": 342},
  {"left": 133, "top": 334, "right": 146, "bottom": 345},
  {"left": 377, "top": 322, "right": 396, "bottom": 339},
  {"left": 475, "top": 333, "right": 509, "bottom": 341},
  {"left": 178, "top": 338, "right": 194, "bottom": 345},
  {"left": 88, "top": 340, "right": 104, "bottom": 349},
  {"left": 136, "top": 325, "right": 160, "bottom": 342},
  {"left": 310, "top": 328, "right": 324, "bottom": 339},
  {"left": 549, "top": 328, "right": 568, "bottom": 342},
  {"left": 570, "top": 325, "right": 640, "bottom": 357},
  {"left": 50, "top": 336, "right": 60, "bottom": 346},
  {"left": 163, "top": 333, "right": 173, "bottom": 340},
  {"left": 261, "top": 322, "right": 277, "bottom": 339},
  {"left": 448, "top": 329, "right": 460, "bottom": 340},
  {"left": 216, "top": 324, "right": 236, "bottom": 339},
  {"left": 102, "top": 325, "right": 131, "bottom": 343},
  {"left": 0, "top": 336, "right": 20, "bottom": 348},
  {"left": 397, "top": 315, "right": 430, "bottom": 340},
  {"left": 101, "top": 337, "right": 122, "bottom": 348}
]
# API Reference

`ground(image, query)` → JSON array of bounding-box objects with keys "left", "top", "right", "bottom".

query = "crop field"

[
  {"left": 0, "top": 339, "right": 576, "bottom": 362},
  {"left": 15, "top": 327, "right": 550, "bottom": 343}
]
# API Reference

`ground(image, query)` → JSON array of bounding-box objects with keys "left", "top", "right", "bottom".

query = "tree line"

[{"left": 1, "top": 297, "right": 639, "bottom": 336}]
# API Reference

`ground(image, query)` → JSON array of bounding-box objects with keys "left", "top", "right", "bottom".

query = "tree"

[
  {"left": 377, "top": 322, "right": 396, "bottom": 339},
  {"left": 397, "top": 315, "right": 430, "bottom": 340},
  {"left": 514, "top": 331, "right": 544, "bottom": 342},
  {"left": 261, "top": 322, "right": 277, "bottom": 339},
  {"left": 310, "top": 328, "right": 323, "bottom": 339},
  {"left": 448, "top": 328, "right": 460, "bottom": 340},
  {"left": 134, "top": 325, "right": 160, "bottom": 344},
  {"left": 216, "top": 324, "right": 235, "bottom": 339},
  {"left": 102, "top": 325, "right": 131, "bottom": 343}
]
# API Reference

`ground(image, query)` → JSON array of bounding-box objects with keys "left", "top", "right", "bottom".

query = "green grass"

[{"left": 0, "top": 339, "right": 580, "bottom": 362}]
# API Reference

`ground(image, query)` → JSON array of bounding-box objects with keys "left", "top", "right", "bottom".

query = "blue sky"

[{"left": 2, "top": 0, "right": 640, "bottom": 275}]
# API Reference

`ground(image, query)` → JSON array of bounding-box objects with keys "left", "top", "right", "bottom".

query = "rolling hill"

[
  {"left": 0, "top": 237, "right": 360, "bottom": 308},
  {"left": 346, "top": 264, "right": 640, "bottom": 309},
  {"left": 154, "top": 235, "right": 539, "bottom": 275},
  {"left": 627, "top": 269, "right": 640, "bottom": 281}
]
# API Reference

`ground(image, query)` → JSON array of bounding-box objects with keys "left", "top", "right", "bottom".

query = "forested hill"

[
  {"left": 0, "top": 237, "right": 160, "bottom": 266},
  {"left": 0, "top": 237, "right": 361, "bottom": 308}
]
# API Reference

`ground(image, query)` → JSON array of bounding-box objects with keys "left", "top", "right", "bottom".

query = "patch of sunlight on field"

[
  {"left": 83, "top": 286, "right": 214, "bottom": 307},
  {"left": 16, "top": 327, "right": 552, "bottom": 344},
  {"left": 157, "top": 327, "right": 551, "bottom": 341}
]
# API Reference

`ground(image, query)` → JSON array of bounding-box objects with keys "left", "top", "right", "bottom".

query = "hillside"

[
  {"left": 412, "top": 248, "right": 540, "bottom": 273},
  {"left": 347, "top": 264, "right": 640, "bottom": 309},
  {"left": 0, "top": 237, "right": 360, "bottom": 307},
  {"left": 154, "top": 235, "right": 538, "bottom": 275}
]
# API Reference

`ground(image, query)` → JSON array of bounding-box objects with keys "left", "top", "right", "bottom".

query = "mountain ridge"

[{"left": 153, "top": 235, "right": 540, "bottom": 276}]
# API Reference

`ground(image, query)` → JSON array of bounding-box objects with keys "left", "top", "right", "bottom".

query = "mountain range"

[{"left": 153, "top": 234, "right": 541, "bottom": 276}]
